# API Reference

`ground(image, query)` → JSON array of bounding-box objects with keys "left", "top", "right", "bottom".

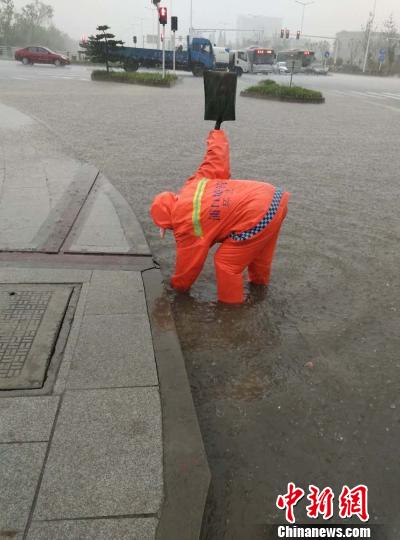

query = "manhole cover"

[{"left": 0, "top": 284, "right": 73, "bottom": 390}]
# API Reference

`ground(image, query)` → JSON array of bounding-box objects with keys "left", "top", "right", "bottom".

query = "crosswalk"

[{"left": 328, "top": 89, "right": 400, "bottom": 103}]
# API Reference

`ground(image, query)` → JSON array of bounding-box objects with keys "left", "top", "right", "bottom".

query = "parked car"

[
  {"left": 272, "top": 61, "right": 289, "bottom": 74},
  {"left": 302, "top": 63, "right": 329, "bottom": 75},
  {"left": 15, "top": 46, "right": 70, "bottom": 66}
]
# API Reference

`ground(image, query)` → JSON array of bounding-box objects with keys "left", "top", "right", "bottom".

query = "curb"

[{"left": 142, "top": 269, "right": 211, "bottom": 540}]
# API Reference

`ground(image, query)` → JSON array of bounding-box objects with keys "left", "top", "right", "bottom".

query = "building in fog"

[
  {"left": 335, "top": 30, "right": 400, "bottom": 67},
  {"left": 236, "top": 14, "right": 283, "bottom": 47},
  {"left": 335, "top": 31, "right": 366, "bottom": 66}
]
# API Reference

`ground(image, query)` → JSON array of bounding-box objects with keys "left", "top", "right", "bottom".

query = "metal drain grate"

[{"left": 0, "top": 285, "right": 73, "bottom": 390}]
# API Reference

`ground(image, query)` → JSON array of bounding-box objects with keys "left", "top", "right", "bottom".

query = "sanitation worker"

[{"left": 150, "top": 129, "right": 290, "bottom": 304}]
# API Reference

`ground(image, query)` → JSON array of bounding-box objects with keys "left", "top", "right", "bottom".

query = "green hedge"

[
  {"left": 241, "top": 80, "right": 324, "bottom": 103},
  {"left": 91, "top": 70, "right": 178, "bottom": 87}
]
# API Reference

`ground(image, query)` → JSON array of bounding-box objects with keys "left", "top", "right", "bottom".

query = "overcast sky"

[{"left": 12, "top": 0, "right": 400, "bottom": 43}]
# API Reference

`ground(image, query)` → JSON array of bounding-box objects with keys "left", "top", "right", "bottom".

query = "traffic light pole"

[
  {"left": 290, "top": 60, "right": 295, "bottom": 87},
  {"left": 173, "top": 31, "right": 176, "bottom": 72},
  {"left": 162, "top": 25, "right": 165, "bottom": 78}
]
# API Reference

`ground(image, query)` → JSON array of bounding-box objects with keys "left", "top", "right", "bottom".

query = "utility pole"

[
  {"left": 295, "top": 0, "right": 315, "bottom": 34},
  {"left": 362, "top": 0, "right": 377, "bottom": 73},
  {"left": 190, "top": 0, "right": 193, "bottom": 35}
]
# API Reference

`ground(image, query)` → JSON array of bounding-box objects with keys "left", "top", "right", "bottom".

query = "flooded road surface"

[{"left": 1, "top": 72, "right": 399, "bottom": 539}]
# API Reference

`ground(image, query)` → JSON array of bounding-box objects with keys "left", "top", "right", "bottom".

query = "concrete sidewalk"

[{"left": 0, "top": 103, "right": 210, "bottom": 539}]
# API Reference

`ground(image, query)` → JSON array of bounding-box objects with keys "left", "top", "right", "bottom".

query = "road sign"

[
  {"left": 324, "top": 51, "right": 330, "bottom": 58},
  {"left": 379, "top": 52, "right": 385, "bottom": 63},
  {"left": 379, "top": 48, "right": 386, "bottom": 54}
]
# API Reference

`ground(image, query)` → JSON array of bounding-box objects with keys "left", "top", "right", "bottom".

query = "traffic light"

[
  {"left": 296, "top": 31, "right": 300, "bottom": 40},
  {"left": 171, "top": 16, "right": 178, "bottom": 32},
  {"left": 133, "top": 35, "right": 137, "bottom": 44},
  {"left": 280, "top": 29, "right": 284, "bottom": 38},
  {"left": 158, "top": 6, "right": 167, "bottom": 25},
  {"left": 285, "top": 29, "right": 290, "bottom": 39}
]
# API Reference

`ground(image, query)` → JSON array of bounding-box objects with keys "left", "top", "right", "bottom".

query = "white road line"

[
  {"left": 365, "top": 92, "right": 388, "bottom": 99},
  {"left": 327, "top": 90, "right": 348, "bottom": 96},
  {"left": 349, "top": 90, "right": 372, "bottom": 97},
  {"left": 381, "top": 92, "right": 400, "bottom": 100}
]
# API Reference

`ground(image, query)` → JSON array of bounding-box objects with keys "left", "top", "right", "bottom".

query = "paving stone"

[
  {"left": 0, "top": 443, "right": 47, "bottom": 532},
  {"left": 34, "top": 388, "right": 163, "bottom": 519},
  {"left": 0, "top": 103, "right": 33, "bottom": 129},
  {"left": 69, "top": 189, "right": 130, "bottom": 253},
  {"left": 85, "top": 271, "right": 147, "bottom": 315},
  {"left": 0, "top": 268, "right": 92, "bottom": 284},
  {"left": 66, "top": 314, "right": 158, "bottom": 389},
  {"left": 0, "top": 397, "right": 59, "bottom": 442},
  {"left": 27, "top": 518, "right": 157, "bottom": 540},
  {"left": 54, "top": 282, "right": 90, "bottom": 395}
]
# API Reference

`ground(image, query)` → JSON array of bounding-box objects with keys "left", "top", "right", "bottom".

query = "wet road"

[{"left": 1, "top": 63, "right": 399, "bottom": 539}]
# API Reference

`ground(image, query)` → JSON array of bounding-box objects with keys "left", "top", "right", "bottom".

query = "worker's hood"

[{"left": 150, "top": 191, "right": 178, "bottom": 229}]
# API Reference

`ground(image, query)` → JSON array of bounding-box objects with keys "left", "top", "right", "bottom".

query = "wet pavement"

[{"left": 1, "top": 67, "right": 399, "bottom": 539}]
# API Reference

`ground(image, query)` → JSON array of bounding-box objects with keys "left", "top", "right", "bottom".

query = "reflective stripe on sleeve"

[{"left": 192, "top": 178, "right": 208, "bottom": 237}]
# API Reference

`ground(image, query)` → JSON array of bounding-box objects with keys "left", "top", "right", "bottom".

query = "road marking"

[
  {"left": 381, "top": 92, "right": 400, "bottom": 100},
  {"left": 365, "top": 92, "right": 388, "bottom": 99},
  {"left": 349, "top": 90, "right": 372, "bottom": 97}
]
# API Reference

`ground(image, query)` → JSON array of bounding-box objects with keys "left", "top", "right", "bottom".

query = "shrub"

[
  {"left": 241, "top": 81, "right": 324, "bottom": 103},
  {"left": 91, "top": 70, "right": 178, "bottom": 87}
]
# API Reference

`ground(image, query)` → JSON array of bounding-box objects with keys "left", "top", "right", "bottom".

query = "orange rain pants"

[
  {"left": 150, "top": 130, "right": 290, "bottom": 304},
  {"left": 215, "top": 202, "right": 288, "bottom": 303}
]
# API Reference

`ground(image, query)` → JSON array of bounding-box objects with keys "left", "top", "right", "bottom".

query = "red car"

[{"left": 15, "top": 46, "right": 70, "bottom": 66}]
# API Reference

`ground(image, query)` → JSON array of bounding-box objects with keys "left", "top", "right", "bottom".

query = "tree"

[
  {"left": 0, "top": 0, "right": 14, "bottom": 46},
  {"left": 21, "top": 0, "right": 52, "bottom": 26},
  {"left": 382, "top": 13, "right": 398, "bottom": 74},
  {"left": 14, "top": 0, "right": 53, "bottom": 44},
  {"left": 85, "top": 25, "right": 124, "bottom": 72}
]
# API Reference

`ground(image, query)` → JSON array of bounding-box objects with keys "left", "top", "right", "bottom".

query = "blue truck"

[{"left": 108, "top": 36, "right": 215, "bottom": 76}]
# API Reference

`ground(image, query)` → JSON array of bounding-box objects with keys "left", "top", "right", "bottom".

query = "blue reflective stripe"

[{"left": 230, "top": 189, "right": 283, "bottom": 241}]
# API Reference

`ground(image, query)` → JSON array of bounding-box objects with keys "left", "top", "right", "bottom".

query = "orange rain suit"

[{"left": 150, "top": 130, "right": 290, "bottom": 304}]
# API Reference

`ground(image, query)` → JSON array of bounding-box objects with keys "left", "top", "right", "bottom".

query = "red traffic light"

[{"left": 158, "top": 6, "right": 167, "bottom": 25}]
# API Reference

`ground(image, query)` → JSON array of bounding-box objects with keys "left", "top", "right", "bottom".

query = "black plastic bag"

[{"left": 203, "top": 71, "right": 237, "bottom": 125}]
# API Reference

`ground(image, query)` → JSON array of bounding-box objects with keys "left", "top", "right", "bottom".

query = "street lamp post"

[
  {"left": 190, "top": 0, "right": 193, "bottom": 35},
  {"left": 295, "top": 0, "right": 315, "bottom": 35},
  {"left": 362, "top": 0, "right": 377, "bottom": 73},
  {"left": 132, "top": 18, "right": 146, "bottom": 48}
]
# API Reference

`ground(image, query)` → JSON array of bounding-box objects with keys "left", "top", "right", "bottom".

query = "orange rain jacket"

[{"left": 150, "top": 130, "right": 286, "bottom": 293}]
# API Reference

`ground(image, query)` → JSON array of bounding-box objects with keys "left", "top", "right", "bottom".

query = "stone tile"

[
  {"left": 66, "top": 314, "right": 158, "bottom": 389},
  {"left": 85, "top": 271, "right": 147, "bottom": 315},
  {"left": 0, "top": 397, "right": 59, "bottom": 442},
  {"left": 0, "top": 103, "right": 33, "bottom": 129},
  {"left": 0, "top": 443, "right": 47, "bottom": 532},
  {"left": 69, "top": 190, "right": 131, "bottom": 253},
  {"left": 0, "top": 268, "right": 92, "bottom": 284},
  {"left": 54, "top": 282, "right": 90, "bottom": 395},
  {"left": 27, "top": 518, "right": 157, "bottom": 540},
  {"left": 34, "top": 388, "right": 163, "bottom": 520}
]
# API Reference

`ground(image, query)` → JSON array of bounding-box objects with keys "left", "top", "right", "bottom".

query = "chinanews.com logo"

[{"left": 274, "top": 483, "right": 374, "bottom": 538}]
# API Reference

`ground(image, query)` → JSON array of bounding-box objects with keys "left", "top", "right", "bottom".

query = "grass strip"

[
  {"left": 91, "top": 70, "right": 178, "bottom": 87},
  {"left": 241, "top": 79, "right": 324, "bottom": 103}
]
